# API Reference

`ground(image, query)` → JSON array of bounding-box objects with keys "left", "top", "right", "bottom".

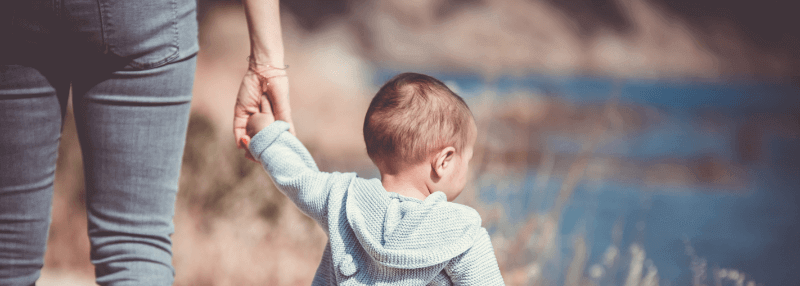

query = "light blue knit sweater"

[{"left": 249, "top": 121, "right": 505, "bottom": 285}]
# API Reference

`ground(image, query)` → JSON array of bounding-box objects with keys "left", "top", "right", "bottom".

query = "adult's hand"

[
  {"left": 233, "top": 68, "right": 293, "bottom": 162},
  {"left": 235, "top": 0, "right": 290, "bottom": 162}
]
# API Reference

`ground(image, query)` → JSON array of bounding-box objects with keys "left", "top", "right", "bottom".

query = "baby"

[{"left": 243, "top": 72, "right": 504, "bottom": 285}]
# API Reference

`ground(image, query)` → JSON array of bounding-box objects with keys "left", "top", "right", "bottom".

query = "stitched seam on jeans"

[{"left": 97, "top": 0, "right": 108, "bottom": 54}]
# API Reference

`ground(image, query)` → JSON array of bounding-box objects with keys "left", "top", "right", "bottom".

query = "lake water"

[{"left": 376, "top": 71, "right": 800, "bottom": 285}]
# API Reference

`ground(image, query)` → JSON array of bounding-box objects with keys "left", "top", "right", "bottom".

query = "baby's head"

[{"left": 364, "top": 72, "right": 476, "bottom": 201}]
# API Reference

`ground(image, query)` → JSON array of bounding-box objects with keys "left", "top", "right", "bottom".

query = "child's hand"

[
  {"left": 240, "top": 111, "right": 275, "bottom": 162},
  {"left": 246, "top": 112, "right": 275, "bottom": 138}
]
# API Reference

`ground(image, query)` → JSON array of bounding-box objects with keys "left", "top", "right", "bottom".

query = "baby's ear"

[{"left": 432, "top": 146, "right": 457, "bottom": 178}]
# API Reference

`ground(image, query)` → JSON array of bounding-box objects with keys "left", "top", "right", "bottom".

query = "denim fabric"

[{"left": 0, "top": 0, "right": 198, "bottom": 285}]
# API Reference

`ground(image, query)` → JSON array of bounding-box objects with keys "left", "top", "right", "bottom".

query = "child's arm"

[
  {"left": 244, "top": 113, "right": 343, "bottom": 228},
  {"left": 445, "top": 228, "right": 506, "bottom": 285}
]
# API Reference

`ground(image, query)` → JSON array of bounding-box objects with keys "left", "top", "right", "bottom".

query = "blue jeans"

[{"left": 0, "top": 0, "right": 198, "bottom": 285}]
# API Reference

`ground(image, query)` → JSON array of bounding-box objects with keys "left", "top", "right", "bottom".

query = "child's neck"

[{"left": 380, "top": 163, "right": 432, "bottom": 200}]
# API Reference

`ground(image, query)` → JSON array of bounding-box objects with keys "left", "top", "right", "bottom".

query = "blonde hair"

[{"left": 363, "top": 73, "right": 473, "bottom": 171}]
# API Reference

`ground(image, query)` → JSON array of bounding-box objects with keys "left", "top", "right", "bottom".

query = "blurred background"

[{"left": 38, "top": 0, "right": 799, "bottom": 285}]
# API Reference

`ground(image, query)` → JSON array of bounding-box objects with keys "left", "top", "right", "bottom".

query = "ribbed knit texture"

[{"left": 250, "top": 121, "right": 505, "bottom": 285}]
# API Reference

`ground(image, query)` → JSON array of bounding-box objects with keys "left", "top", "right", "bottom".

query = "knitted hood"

[{"left": 345, "top": 178, "right": 482, "bottom": 269}]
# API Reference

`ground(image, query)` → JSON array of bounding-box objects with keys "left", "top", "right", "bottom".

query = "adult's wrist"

[
  {"left": 248, "top": 46, "right": 284, "bottom": 65},
  {"left": 248, "top": 54, "right": 286, "bottom": 74}
]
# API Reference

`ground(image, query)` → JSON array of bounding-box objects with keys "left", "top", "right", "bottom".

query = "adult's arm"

[{"left": 234, "top": 0, "right": 294, "bottom": 160}]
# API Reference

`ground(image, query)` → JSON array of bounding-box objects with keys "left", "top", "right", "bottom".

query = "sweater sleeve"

[
  {"left": 445, "top": 227, "right": 505, "bottom": 285},
  {"left": 248, "top": 120, "right": 342, "bottom": 229}
]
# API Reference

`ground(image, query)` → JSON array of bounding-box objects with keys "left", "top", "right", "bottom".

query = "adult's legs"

[
  {"left": 0, "top": 1, "right": 74, "bottom": 285},
  {"left": 71, "top": 55, "right": 196, "bottom": 286},
  {"left": 0, "top": 65, "right": 70, "bottom": 285},
  {"left": 0, "top": 60, "right": 194, "bottom": 286},
  {"left": 65, "top": 0, "right": 198, "bottom": 283},
  {"left": 1, "top": 0, "right": 198, "bottom": 284}
]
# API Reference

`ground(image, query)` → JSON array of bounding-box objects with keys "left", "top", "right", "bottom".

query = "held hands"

[
  {"left": 246, "top": 112, "right": 274, "bottom": 139},
  {"left": 237, "top": 0, "right": 289, "bottom": 161},
  {"left": 234, "top": 61, "right": 294, "bottom": 162},
  {"left": 240, "top": 111, "right": 275, "bottom": 161}
]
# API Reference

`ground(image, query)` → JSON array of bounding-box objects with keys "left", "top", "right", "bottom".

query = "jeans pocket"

[{"left": 99, "top": 0, "right": 180, "bottom": 70}]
